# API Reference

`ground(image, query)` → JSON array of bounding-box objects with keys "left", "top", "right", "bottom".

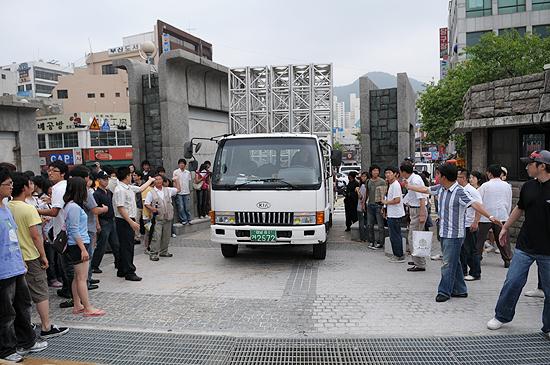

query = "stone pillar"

[
  {"left": 471, "top": 128, "right": 488, "bottom": 173},
  {"left": 396, "top": 73, "right": 415, "bottom": 162},
  {"left": 359, "top": 77, "right": 378, "bottom": 171}
]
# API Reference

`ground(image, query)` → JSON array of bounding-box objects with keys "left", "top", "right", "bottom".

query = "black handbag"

[{"left": 52, "top": 202, "right": 74, "bottom": 254}]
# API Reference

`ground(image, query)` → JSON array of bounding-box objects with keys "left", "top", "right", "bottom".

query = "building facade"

[
  {"left": 1, "top": 61, "right": 73, "bottom": 99},
  {"left": 448, "top": 0, "right": 550, "bottom": 69},
  {"left": 36, "top": 112, "right": 132, "bottom": 169}
]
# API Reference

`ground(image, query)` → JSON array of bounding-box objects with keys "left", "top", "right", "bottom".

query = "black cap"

[
  {"left": 97, "top": 171, "right": 109, "bottom": 179},
  {"left": 520, "top": 150, "right": 550, "bottom": 165}
]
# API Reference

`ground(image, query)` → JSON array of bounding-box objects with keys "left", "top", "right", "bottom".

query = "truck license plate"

[{"left": 250, "top": 230, "right": 276, "bottom": 242}]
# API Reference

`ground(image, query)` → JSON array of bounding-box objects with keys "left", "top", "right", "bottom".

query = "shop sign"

[
  {"left": 73, "top": 148, "right": 83, "bottom": 164},
  {"left": 50, "top": 153, "right": 73, "bottom": 164},
  {"left": 108, "top": 44, "right": 140, "bottom": 56}
]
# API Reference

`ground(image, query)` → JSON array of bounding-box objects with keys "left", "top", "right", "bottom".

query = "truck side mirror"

[
  {"left": 188, "top": 160, "right": 198, "bottom": 172},
  {"left": 331, "top": 150, "right": 342, "bottom": 167},
  {"left": 195, "top": 142, "right": 202, "bottom": 153},
  {"left": 184, "top": 142, "right": 194, "bottom": 159}
]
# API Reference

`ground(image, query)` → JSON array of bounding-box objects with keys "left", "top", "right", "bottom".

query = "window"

[
  {"left": 48, "top": 133, "right": 63, "bottom": 149},
  {"left": 25, "top": 84, "right": 32, "bottom": 91},
  {"left": 35, "top": 84, "right": 55, "bottom": 94},
  {"left": 57, "top": 90, "right": 68, "bottom": 99},
  {"left": 87, "top": 93, "right": 95, "bottom": 98},
  {"left": 34, "top": 69, "right": 62, "bottom": 81},
  {"left": 100, "top": 93, "right": 105, "bottom": 98},
  {"left": 498, "top": 27, "right": 526, "bottom": 37},
  {"left": 466, "top": 0, "right": 492, "bottom": 17},
  {"left": 533, "top": 0, "right": 550, "bottom": 10},
  {"left": 466, "top": 31, "right": 491, "bottom": 57},
  {"left": 533, "top": 24, "right": 550, "bottom": 38},
  {"left": 101, "top": 64, "right": 118, "bottom": 75},
  {"left": 1, "top": 74, "right": 5, "bottom": 80},
  {"left": 117, "top": 131, "right": 132, "bottom": 146},
  {"left": 498, "top": 0, "right": 525, "bottom": 14},
  {"left": 90, "top": 131, "right": 116, "bottom": 147},
  {"left": 37, "top": 135, "right": 46, "bottom": 150},
  {"left": 63, "top": 132, "right": 78, "bottom": 147},
  {"left": 17, "top": 85, "right": 24, "bottom": 92},
  {"left": 115, "top": 92, "right": 120, "bottom": 97}
]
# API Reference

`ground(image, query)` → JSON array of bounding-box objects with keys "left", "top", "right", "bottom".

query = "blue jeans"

[
  {"left": 388, "top": 217, "right": 404, "bottom": 259},
  {"left": 461, "top": 227, "right": 481, "bottom": 278},
  {"left": 439, "top": 237, "right": 467, "bottom": 298},
  {"left": 494, "top": 248, "right": 550, "bottom": 333},
  {"left": 175, "top": 194, "right": 191, "bottom": 223},
  {"left": 0, "top": 274, "right": 35, "bottom": 358},
  {"left": 367, "top": 204, "right": 384, "bottom": 244},
  {"left": 197, "top": 189, "right": 208, "bottom": 217},
  {"left": 91, "top": 219, "right": 120, "bottom": 271},
  {"left": 357, "top": 210, "right": 367, "bottom": 241},
  {"left": 87, "top": 231, "right": 94, "bottom": 285}
]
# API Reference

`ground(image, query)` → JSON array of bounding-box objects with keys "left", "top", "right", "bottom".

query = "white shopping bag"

[{"left": 411, "top": 231, "right": 433, "bottom": 258}]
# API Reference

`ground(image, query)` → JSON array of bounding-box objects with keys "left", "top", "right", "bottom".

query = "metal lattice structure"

[{"left": 229, "top": 64, "right": 332, "bottom": 140}]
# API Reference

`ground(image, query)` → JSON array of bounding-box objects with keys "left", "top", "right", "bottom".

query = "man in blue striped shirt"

[{"left": 405, "top": 163, "right": 502, "bottom": 302}]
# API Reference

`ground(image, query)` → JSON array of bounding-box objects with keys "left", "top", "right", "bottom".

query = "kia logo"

[{"left": 257, "top": 201, "right": 271, "bottom": 209}]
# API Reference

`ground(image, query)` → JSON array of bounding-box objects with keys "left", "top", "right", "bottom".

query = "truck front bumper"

[{"left": 210, "top": 224, "right": 326, "bottom": 245}]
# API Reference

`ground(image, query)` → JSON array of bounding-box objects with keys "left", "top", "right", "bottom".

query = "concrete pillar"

[
  {"left": 359, "top": 77, "right": 379, "bottom": 171},
  {"left": 396, "top": 73, "right": 416, "bottom": 162}
]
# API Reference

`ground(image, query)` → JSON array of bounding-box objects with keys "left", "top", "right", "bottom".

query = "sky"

[{"left": 0, "top": 0, "right": 449, "bottom": 87}]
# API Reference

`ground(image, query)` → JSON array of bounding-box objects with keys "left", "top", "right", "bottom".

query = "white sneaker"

[
  {"left": 431, "top": 253, "right": 443, "bottom": 260},
  {"left": 487, "top": 318, "right": 504, "bottom": 330},
  {"left": 544, "top": 331, "right": 550, "bottom": 339},
  {"left": 388, "top": 257, "right": 405, "bottom": 263},
  {"left": 171, "top": 233, "right": 177, "bottom": 238},
  {"left": 486, "top": 245, "right": 494, "bottom": 253},
  {"left": 484, "top": 240, "right": 491, "bottom": 248},
  {"left": 464, "top": 275, "right": 481, "bottom": 281},
  {"left": 494, "top": 247, "right": 500, "bottom": 254},
  {"left": 3, "top": 353, "right": 24, "bottom": 362},
  {"left": 16, "top": 341, "right": 47, "bottom": 355},
  {"left": 525, "top": 289, "right": 545, "bottom": 298}
]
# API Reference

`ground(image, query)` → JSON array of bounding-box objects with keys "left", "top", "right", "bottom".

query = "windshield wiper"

[{"left": 228, "top": 178, "right": 299, "bottom": 190}]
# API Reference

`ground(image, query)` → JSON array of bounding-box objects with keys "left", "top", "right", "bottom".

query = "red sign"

[
  {"left": 440, "top": 28, "right": 448, "bottom": 59},
  {"left": 439, "top": 146, "right": 446, "bottom": 155},
  {"left": 91, "top": 148, "right": 133, "bottom": 161},
  {"left": 89, "top": 117, "right": 100, "bottom": 130}
]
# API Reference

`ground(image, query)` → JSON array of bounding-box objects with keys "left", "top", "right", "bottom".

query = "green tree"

[
  {"left": 352, "top": 132, "right": 361, "bottom": 142},
  {"left": 417, "top": 30, "right": 550, "bottom": 153},
  {"left": 333, "top": 141, "right": 344, "bottom": 152}
]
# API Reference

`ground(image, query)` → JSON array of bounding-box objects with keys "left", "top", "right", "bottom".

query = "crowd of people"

[
  {"left": 0, "top": 158, "right": 209, "bottom": 363},
  {"left": 342, "top": 154, "right": 549, "bottom": 336}
]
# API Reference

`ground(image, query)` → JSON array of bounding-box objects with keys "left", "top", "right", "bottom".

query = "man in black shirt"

[
  {"left": 344, "top": 171, "right": 359, "bottom": 231},
  {"left": 487, "top": 150, "right": 550, "bottom": 338},
  {"left": 91, "top": 171, "right": 121, "bottom": 274}
]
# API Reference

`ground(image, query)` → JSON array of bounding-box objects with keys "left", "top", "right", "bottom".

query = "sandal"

[{"left": 83, "top": 309, "right": 106, "bottom": 317}]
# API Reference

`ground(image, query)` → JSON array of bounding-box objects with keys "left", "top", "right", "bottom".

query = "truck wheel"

[
  {"left": 221, "top": 244, "right": 238, "bottom": 257},
  {"left": 313, "top": 241, "right": 326, "bottom": 260}
]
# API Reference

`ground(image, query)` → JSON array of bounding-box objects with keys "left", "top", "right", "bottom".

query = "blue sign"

[
  {"left": 101, "top": 118, "right": 111, "bottom": 131},
  {"left": 50, "top": 154, "right": 73, "bottom": 164},
  {"left": 163, "top": 33, "right": 170, "bottom": 53},
  {"left": 17, "top": 90, "right": 33, "bottom": 97}
]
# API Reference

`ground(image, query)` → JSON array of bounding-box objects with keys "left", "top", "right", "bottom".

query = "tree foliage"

[
  {"left": 333, "top": 141, "right": 344, "bottom": 152},
  {"left": 417, "top": 30, "right": 550, "bottom": 154},
  {"left": 352, "top": 132, "right": 361, "bottom": 142}
]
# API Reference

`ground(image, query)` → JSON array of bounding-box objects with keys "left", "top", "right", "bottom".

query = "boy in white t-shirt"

[{"left": 381, "top": 166, "right": 406, "bottom": 263}]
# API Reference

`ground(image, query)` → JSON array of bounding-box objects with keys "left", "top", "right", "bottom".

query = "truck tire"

[
  {"left": 221, "top": 244, "right": 238, "bottom": 258},
  {"left": 313, "top": 241, "right": 326, "bottom": 260}
]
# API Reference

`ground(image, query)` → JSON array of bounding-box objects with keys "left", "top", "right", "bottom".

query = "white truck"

[{"left": 185, "top": 133, "right": 340, "bottom": 259}]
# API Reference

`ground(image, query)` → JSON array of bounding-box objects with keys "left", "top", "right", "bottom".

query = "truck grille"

[{"left": 235, "top": 212, "right": 294, "bottom": 226}]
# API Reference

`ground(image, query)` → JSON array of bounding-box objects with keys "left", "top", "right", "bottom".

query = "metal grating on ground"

[{"left": 29, "top": 329, "right": 550, "bottom": 365}]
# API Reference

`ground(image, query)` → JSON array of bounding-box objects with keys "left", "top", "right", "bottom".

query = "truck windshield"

[{"left": 212, "top": 137, "right": 322, "bottom": 190}]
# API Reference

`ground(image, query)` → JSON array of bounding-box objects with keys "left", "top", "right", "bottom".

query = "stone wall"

[
  {"left": 142, "top": 74, "right": 162, "bottom": 167},
  {"left": 462, "top": 71, "right": 550, "bottom": 120},
  {"left": 370, "top": 88, "right": 399, "bottom": 167}
]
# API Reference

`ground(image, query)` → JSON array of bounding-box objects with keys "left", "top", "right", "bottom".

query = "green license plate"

[{"left": 250, "top": 230, "right": 276, "bottom": 242}]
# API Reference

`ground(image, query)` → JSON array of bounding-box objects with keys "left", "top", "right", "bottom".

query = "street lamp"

[{"left": 139, "top": 41, "right": 157, "bottom": 88}]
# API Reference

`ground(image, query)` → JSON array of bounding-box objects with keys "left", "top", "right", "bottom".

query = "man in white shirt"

[
  {"left": 382, "top": 166, "right": 406, "bottom": 263},
  {"left": 113, "top": 167, "right": 154, "bottom": 281},
  {"left": 37, "top": 160, "right": 73, "bottom": 306},
  {"left": 173, "top": 159, "right": 192, "bottom": 225},
  {"left": 400, "top": 162, "right": 428, "bottom": 271},
  {"left": 457, "top": 168, "right": 483, "bottom": 281},
  {"left": 145, "top": 174, "right": 180, "bottom": 261},
  {"left": 476, "top": 164, "right": 513, "bottom": 267}
]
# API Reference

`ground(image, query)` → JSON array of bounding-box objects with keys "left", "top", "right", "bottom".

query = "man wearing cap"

[
  {"left": 487, "top": 150, "right": 550, "bottom": 338},
  {"left": 91, "top": 171, "right": 121, "bottom": 274},
  {"left": 404, "top": 157, "right": 416, "bottom": 168}
]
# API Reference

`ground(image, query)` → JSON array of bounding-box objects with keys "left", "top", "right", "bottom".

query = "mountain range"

[{"left": 334, "top": 72, "right": 427, "bottom": 112}]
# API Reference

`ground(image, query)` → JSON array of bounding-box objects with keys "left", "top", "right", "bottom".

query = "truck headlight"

[
  {"left": 294, "top": 212, "right": 317, "bottom": 225},
  {"left": 214, "top": 212, "right": 235, "bottom": 224}
]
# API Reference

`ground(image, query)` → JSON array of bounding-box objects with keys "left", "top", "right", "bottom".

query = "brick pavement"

[{"left": 38, "top": 214, "right": 546, "bottom": 340}]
